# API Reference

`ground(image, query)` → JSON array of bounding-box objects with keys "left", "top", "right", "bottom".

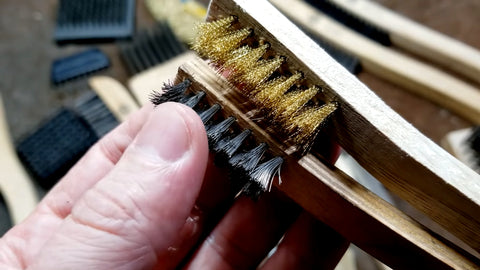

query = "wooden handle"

[
  {"left": 207, "top": 0, "right": 480, "bottom": 254},
  {"left": 271, "top": 0, "right": 480, "bottom": 124},
  {"left": 328, "top": 0, "right": 480, "bottom": 87},
  {"left": 0, "top": 94, "right": 38, "bottom": 224},
  {"left": 176, "top": 58, "right": 478, "bottom": 269},
  {"left": 88, "top": 76, "right": 140, "bottom": 122}
]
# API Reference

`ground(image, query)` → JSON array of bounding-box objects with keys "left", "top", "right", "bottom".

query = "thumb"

[{"left": 29, "top": 102, "right": 209, "bottom": 270}]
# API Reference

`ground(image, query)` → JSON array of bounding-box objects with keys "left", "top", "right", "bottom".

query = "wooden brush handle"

[
  {"left": 328, "top": 0, "right": 480, "bottom": 87},
  {"left": 0, "top": 94, "right": 38, "bottom": 224},
  {"left": 176, "top": 58, "right": 478, "bottom": 269},
  {"left": 88, "top": 76, "right": 140, "bottom": 122},
  {"left": 207, "top": 0, "right": 480, "bottom": 255},
  {"left": 271, "top": 0, "right": 480, "bottom": 124}
]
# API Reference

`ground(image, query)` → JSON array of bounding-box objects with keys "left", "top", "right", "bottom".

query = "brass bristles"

[
  {"left": 274, "top": 86, "right": 319, "bottom": 121},
  {"left": 198, "top": 28, "right": 252, "bottom": 61},
  {"left": 192, "top": 16, "right": 237, "bottom": 54},
  {"left": 237, "top": 56, "right": 284, "bottom": 90},
  {"left": 289, "top": 103, "right": 337, "bottom": 146},
  {"left": 253, "top": 72, "right": 302, "bottom": 108},
  {"left": 224, "top": 43, "right": 270, "bottom": 75},
  {"left": 192, "top": 17, "right": 337, "bottom": 151}
]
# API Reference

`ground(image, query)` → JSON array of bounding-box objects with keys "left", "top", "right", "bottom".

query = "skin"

[{"left": 0, "top": 102, "right": 348, "bottom": 270}]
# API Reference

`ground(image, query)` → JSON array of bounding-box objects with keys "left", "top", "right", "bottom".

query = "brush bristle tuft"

[
  {"left": 207, "top": 116, "right": 236, "bottom": 147},
  {"left": 289, "top": 103, "right": 338, "bottom": 146},
  {"left": 252, "top": 72, "right": 302, "bottom": 109},
  {"left": 150, "top": 79, "right": 191, "bottom": 105},
  {"left": 214, "top": 129, "right": 252, "bottom": 166},
  {"left": 182, "top": 91, "right": 206, "bottom": 108},
  {"left": 199, "top": 103, "right": 221, "bottom": 123},
  {"left": 275, "top": 86, "right": 319, "bottom": 121},
  {"left": 245, "top": 156, "right": 283, "bottom": 197}
]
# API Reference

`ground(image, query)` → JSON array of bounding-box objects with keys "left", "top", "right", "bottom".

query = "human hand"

[{"left": 0, "top": 102, "right": 348, "bottom": 269}]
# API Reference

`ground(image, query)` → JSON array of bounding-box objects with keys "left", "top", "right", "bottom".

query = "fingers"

[
  {"left": 0, "top": 104, "right": 154, "bottom": 268},
  {"left": 154, "top": 155, "right": 234, "bottom": 269},
  {"left": 28, "top": 102, "right": 209, "bottom": 270},
  {"left": 38, "top": 104, "right": 155, "bottom": 219},
  {"left": 260, "top": 211, "right": 349, "bottom": 270},
  {"left": 184, "top": 192, "right": 300, "bottom": 270}
]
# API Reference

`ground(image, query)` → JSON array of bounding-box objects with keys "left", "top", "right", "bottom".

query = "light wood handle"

[
  {"left": 208, "top": 0, "right": 480, "bottom": 255},
  {"left": 328, "top": 0, "right": 480, "bottom": 87},
  {"left": 271, "top": 0, "right": 480, "bottom": 124},
  {"left": 0, "top": 94, "right": 38, "bottom": 224}
]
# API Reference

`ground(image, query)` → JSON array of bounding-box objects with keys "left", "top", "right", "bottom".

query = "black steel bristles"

[
  {"left": 150, "top": 79, "right": 192, "bottom": 104},
  {"left": 192, "top": 16, "right": 337, "bottom": 151},
  {"left": 150, "top": 80, "right": 282, "bottom": 199}
]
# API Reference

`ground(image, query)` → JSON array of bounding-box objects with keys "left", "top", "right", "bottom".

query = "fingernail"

[{"left": 135, "top": 103, "right": 191, "bottom": 161}]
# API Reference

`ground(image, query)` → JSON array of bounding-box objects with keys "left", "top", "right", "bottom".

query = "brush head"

[
  {"left": 151, "top": 80, "right": 283, "bottom": 198},
  {"left": 51, "top": 48, "right": 110, "bottom": 85},
  {"left": 54, "top": 0, "right": 136, "bottom": 43},
  {"left": 119, "top": 22, "right": 187, "bottom": 74},
  {"left": 16, "top": 109, "right": 99, "bottom": 189},
  {"left": 149, "top": 15, "right": 340, "bottom": 197},
  {"left": 192, "top": 17, "right": 337, "bottom": 152}
]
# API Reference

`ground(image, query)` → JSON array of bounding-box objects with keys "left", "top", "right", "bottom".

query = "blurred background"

[
  {"left": 1, "top": 0, "right": 479, "bottom": 143},
  {"left": 1, "top": 0, "right": 480, "bottom": 269}
]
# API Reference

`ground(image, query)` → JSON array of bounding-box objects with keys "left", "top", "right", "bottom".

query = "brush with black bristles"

[
  {"left": 119, "top": 21, "right": 187, "bottom": 75},
  {"left": 51, "top": 48, "right": 111, "bottom": 93},
  {"left": 303, "top": 0, "right": 480, "bottom": 86},
  {"left": 151, "top": 80, "right": 282, "bottom": 198},
  {"left": 16, "top": 92, "right": 120, "bottom": 190},
  {"left": 146, "top": 0, "right": 480, "bottom": 267},
  {"left": 54, "top": 0, "right": 136, "bottom": 43}
]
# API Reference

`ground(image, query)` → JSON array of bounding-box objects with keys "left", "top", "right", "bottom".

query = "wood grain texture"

[
  {"left": 206, "top": 0, "right": 480, "bottom": 254},
  {"left": 0, "top": 94, "right": 38, "bottom": 224},
  {"left": 176, "top": 58, "right": 479, "bottom": 269},
  {"left": 329, "top": 0, "right": 480, "bottom": 86},
  {"left": 271, "top": 0, "right": 480, "bottom": 124}
]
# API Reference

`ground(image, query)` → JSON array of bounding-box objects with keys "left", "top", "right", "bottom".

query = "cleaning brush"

[
  {"left": 271, "top": 0, "right": 480, "bottom": 124},
  {"left": 119, "top": 22, "right": 187, "bottom": 75},
  {"left": 54, "top": 0, "right": 136, "bottom": 43},
  {"left": 51, "top": 48, "right": 110, "bottom": 85},
  {"left": 153, "top": 68, "right": 477, "bottom": 269},
  {"left": 148, "top": 0, "right": 480, "bottom": 267},
  {"left": 16, "top": 108, "right": 99, "bottom": 190},
  {"left": 16, "top": 92, "right": 120, "bottom": 190},
  {"left": 305, "top": 0, "right": 480, "bottom": 86}
]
